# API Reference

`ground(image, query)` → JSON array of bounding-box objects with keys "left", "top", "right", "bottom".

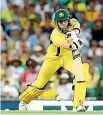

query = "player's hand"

[
  {"left": 72, "top": 40, "right": 83, "bottom": 50},
  {"left": 66, "top": 31, "right": 72, "bottom": 40},
  {"left": 66, "top": 31, "right": 79, "bottom": 42},
  {"left": 66, "top": 31, "right": 83, "bottom": 50}
]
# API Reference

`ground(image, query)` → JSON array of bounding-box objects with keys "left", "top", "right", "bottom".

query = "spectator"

[
  {"left": 39, "top": 33, "right": 50, "bottom": 52},
  {"left": 91, "top": 16, "right": 103, "bottom": 41},
  {"left": 7, "top": 50, "right": 18, "bottom": 63},
  {"left": 0, "top": 67, "right": 7, "bottom": 97},
  {"left": 8, "top": 23, "right": 21, "bottom": 45},
  {"left": 67, "top": 0, "right": 87, "bottom": 12},
  {"left": 23, "top": 20, "right": 34, "bottom": 35},
  {"left": 7, "top": 57, "right": 24, "bottom": 82},
  {"left": 11, "top": 4, "right": 21, "bottom": 22},
  {"left": 40, "top": 12, "right": 55, "bottom": 33},
  {"left": 99, "top": 40, "right": 103, "bottom": 56},
  {"left": 2, "top": 80, "right": 19, "bottom": 98},
  {"left": 21, "top": 59, "right": 38, "bottom": 91},
  {"left": 19, "top": 9, "right": 27, "bottom": 29},
  {"left": 87, "top": 40, "right": 102, "bottom": 57},
  {"left": 52, "top": 3, "right": 62, "bottom": 20},
  {"left": 30, "top": 45, "right": 44, "bottom": 71},
  {"left": 35, "top": 0, "right": 47, "bottom": 20},
  {"left": 7, "top": 24, "right": 21, "bottom": 50},
  {"left": 1, "top": 51, "right": 8, "bottom": 68},
  {"left": 86, "top": 0, "right": 100, "bottom": 22},
  {"left": 95, "top": 0, "right": 102, "bottom": 11},
  {"left": 95, "top": 65, "right": 103, "bottom": 100},
  {"left": 54, "top": 3, "right": 62, "bottom": 12},
  {"left": 0, "top": 68, "right": 6, "bottom": 81},
  {"left": 77, "top": 11, "right": 93, "bottom": 29},
  {"left": 1, "top": 1, "right": 13, "bottom": 23},
  {"left": 80, "top": 21, "right": 92, "bottom": 48},
  {"left": 40, "top": 18, "right": 54, "bottom": 34},
  {"left": 4, "top": 21, "right": 17, "bottom": 35},
  {"left": 15, "top": 31, "right": 31, "bottom": 55},
  {"left": 70, "top": 2, "right": 80, "bottom": 19},
  {"left": 10, "top": 24, "right": 21, "bottom": 40},
  {"left": 19, "top": 51, "right": 30, "bottom": 68},
  {"left": 1, "top": 31, "right": 8, "bottom": 51},
  {"left": 28, "top": 27, "right": 42, "bottom": 49},
  {"left": 86, "top": 58, "right": 100, "bottom": 98},
  {"left": 57, "top": 73, "right": 73, "bottom": 100},
  {"left": 9, "top": 0, "right": 24, "bottom": 9},
  {"left": 27, "top": 1, "right": 41, "bottom": 30}
]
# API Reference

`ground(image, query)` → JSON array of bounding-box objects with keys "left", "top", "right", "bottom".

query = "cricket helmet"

[
  {"left": 54, "top": 9, "right": 71, "bottom": 22},
  {"left": 54, "top": 9, "right": 71, "bottom": 33}
]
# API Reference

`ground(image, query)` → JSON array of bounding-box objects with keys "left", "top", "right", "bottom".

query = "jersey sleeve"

[
  {"left": 70, "top": 18, "right": 80, "bottom": 34},
  {"left": 50, "top": 28, "right": 67, "bottom": 46}
]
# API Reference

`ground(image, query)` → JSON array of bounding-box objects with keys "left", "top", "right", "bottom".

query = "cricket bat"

[
  {"left": 67, "top": 31, "right": 85, "bottom": 82},
  {"left": 73, "top": 55, "right": 85, "bottom": 81}
]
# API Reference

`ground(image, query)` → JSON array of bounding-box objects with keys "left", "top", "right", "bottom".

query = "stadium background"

[{"left": 1, "top": 0, "right": 103, "bottom": 110}]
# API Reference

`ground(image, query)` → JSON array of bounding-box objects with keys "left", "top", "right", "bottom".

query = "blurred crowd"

[{"left": 1, "top": 0, "right": 103, "bottom": 100}]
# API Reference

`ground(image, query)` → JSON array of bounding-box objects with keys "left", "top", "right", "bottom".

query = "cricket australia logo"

[{"left": 59, "top": 12, "right": 64, "bottom": 17}]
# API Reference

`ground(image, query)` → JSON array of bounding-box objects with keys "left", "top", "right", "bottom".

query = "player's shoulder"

[
  {"left": 50, "top": 28, "right": 57, "bottom": 40},
  {"left": 52, "top": 28, "right": 59, "bottom": 33},
  {"left": 51, "top": 28, "right": 60, "bottom": 35},
  {"left": 70, "top": 18, "right": 79, "bottom": 25}
]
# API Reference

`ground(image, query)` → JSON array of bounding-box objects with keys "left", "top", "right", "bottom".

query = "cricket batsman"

[{"left": 19, "top": 9, "right": 90, "bottom": 111}]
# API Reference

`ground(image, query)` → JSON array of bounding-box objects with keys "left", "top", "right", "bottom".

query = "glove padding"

[
  {"left": 72, "top": 49, "right": 80, "bottom": 60},
  {"left": 66, "top": 31, "right": 83, "bottom": 50},
  {"left": 73, "top": 39, "right": 83, "bottom": 51}
]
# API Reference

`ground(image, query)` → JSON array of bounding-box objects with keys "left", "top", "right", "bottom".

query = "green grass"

[{"left": 1, "top": 110, "right": 103, "bottom": 115}]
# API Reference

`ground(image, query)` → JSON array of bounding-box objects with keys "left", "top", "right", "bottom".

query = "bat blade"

[{"left": 73, "top": 57, "right": 85, "bottom": 81}]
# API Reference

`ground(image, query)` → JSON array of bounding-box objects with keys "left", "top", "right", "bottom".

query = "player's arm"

[
  {"left": 70, "top": 18, "right": 80, "bottom": 35},
  {"left": 50, "top": 29, "right": 73, "bottom": 50},
  {"left": 66, "top": 18, "right": 83, "bottom": 51},
  {"left": 60, "top": 40, "right": 73, "bottom": 49}
]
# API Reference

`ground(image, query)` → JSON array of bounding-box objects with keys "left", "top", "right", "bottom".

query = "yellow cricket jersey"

[{"left": 46, "top": 18, "right": 79, "bottom": 56}]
